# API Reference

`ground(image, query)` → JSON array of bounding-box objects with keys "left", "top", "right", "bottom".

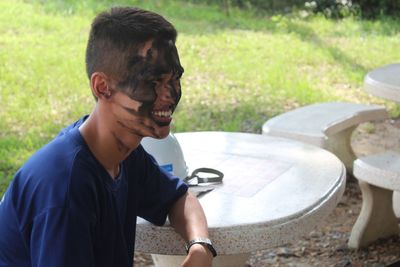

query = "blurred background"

[{"left": 1, "top": 0, "right": 399, "bottom": 195}]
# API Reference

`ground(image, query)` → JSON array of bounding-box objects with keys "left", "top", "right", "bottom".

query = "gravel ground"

[{"left": 133, "top": 119, "right": 400, "bottom": 267}]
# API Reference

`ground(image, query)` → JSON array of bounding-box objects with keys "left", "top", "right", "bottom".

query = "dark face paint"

[
  {"left": 110, "top": 39, "right": 184, "bottom": 139},
  {"left": 117, "top": 40, "right": 183, "bottom": 119}
]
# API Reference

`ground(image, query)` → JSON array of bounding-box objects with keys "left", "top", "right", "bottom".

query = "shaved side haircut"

[{"left": 85, "top": 7, "right": 181, "bottom": 83}]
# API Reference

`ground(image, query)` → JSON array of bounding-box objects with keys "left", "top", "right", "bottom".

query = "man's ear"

[{"left": 90, "top": 72, "right": 112, "bottom": 99}]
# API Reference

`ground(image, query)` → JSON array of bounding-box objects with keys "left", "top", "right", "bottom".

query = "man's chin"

[
  {"left": 152, "top": 124, "right": 171, "bottom": 139},
  {"left": 150, "top": 118, "right": 172, "bottom": 139}
]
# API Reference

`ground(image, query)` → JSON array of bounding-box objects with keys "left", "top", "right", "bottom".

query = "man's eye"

[{"left": 172, "top": 79, "right": 180, "bottom": 86}]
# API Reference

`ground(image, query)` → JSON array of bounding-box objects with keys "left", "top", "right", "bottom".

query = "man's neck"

[{"left": 78, "top": 108, "right": 141, "bottom": 179}]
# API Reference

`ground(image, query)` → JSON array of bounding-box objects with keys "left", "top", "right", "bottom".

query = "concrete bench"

[
  {"left": 262, "top": 102, "right": 389, "bottom": 174},
  {"left": 348, "top": 151, "right": 400, "bottom": 249}
]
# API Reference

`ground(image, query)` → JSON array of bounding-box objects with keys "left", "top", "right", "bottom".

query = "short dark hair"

[{"left": 85, "top": 7, "right": 178, "bottom": 80}]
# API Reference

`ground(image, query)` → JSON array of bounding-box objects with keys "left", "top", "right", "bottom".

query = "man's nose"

[{"left": 157, "top": 85, "right": 175, "bottom": 103}]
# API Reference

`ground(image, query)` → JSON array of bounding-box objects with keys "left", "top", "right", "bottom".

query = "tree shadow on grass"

[{"left": 285, "top": 20, "right": 369, "bottom": 82}]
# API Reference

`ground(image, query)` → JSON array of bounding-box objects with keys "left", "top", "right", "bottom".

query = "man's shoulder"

[
  {"left": 7, "top": 129, "right": 100, "bottom": 224},
  {"left": 57, "top": 115, "right": 88, "bottom": 137},
  {"left": 13, "top": 126, "right": 94, "bottom": 201},
  {"left": 24, "top": 127, "right": 85, "bottom": 173}
]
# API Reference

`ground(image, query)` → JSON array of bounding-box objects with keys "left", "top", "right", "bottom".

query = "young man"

[{"left": 0, "top": 7, "right": 215, "bottom": 267}]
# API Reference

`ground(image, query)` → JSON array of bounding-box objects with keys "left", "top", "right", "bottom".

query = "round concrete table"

[
  {"left": 364, "top": 63, "right": 400, "bottom": 102},
  {"left": 136, "top": 132, "right": 346, "bottom": 267}
]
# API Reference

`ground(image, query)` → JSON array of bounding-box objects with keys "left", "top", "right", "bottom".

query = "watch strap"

[{"left": 185, "top": 237, "right": 217, "bottom": 257}]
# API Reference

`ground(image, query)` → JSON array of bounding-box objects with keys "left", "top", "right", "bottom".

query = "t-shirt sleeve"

[
  {"left": 29, "top": 204, "right": 96, "bottom": 267},
  {"left": 28, "top": 159, "right": 98, "bottom": 267},
  {"left": 134, "top": 145, "right": 188, "bottom": 226}
]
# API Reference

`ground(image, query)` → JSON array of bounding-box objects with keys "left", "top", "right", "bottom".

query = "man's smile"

[{"left": 151, "top": 107, "right": 174, "bottom": 126}]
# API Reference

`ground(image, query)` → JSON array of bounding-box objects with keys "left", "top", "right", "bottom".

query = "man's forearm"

[
  {"left": 168, "top": 191, "right": 209, "bottom": 241},
  {"left": 168, "top": 191, "right": 213, "bottom": 266}
]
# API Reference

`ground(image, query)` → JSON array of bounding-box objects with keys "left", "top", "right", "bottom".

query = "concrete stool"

[
  {"left": 262, "top": 102, "right": 388, "bottom": 174},
  {"left": 348, "top": 151, "right": 400, "bottom": 249}
]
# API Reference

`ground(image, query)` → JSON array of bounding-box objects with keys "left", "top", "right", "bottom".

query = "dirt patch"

[{"left": 134, "top": 119, "right": 400, "bottom": 267}]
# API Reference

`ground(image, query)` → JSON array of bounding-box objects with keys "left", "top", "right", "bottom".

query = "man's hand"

[{"left": 182, "top": 243, "right": 213, "bottom": 267}]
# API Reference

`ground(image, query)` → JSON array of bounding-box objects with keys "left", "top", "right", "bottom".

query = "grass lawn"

[{"left": 1, "top": 0, "right": 400, "bottom": 196}]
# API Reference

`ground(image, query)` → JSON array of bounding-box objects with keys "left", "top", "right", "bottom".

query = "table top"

[
  {"left": 136, "top": 132, "right": 346, "bottom": 255},
  {"left": 364, "top": 63, "right": 400, "bottom": 102}
]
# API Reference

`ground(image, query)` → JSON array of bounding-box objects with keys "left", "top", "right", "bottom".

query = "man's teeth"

[{"left": 152, "top": 110, "right": 172, "bottom": 117}]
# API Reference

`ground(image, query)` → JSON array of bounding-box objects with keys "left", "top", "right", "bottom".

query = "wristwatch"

[{"left": 185, "top": 237, "right": 217, "bottom": 257}]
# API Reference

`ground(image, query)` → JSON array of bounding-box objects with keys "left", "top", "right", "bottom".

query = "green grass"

[{"left": 1, "top": 0, "right": 400, "bottom": 195}]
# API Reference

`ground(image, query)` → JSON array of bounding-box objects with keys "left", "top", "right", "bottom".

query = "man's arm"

[{"left": 168, "top": 191, "right": 214, "bottom": 266}]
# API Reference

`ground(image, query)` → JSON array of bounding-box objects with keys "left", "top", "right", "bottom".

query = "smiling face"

[{"left": 107, "top": 39, "right": 183, "bottom": 141}]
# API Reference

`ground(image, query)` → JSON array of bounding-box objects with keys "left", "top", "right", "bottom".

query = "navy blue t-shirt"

[{"left": 0, "top": 117, "right": 188, "bottom": 267}]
